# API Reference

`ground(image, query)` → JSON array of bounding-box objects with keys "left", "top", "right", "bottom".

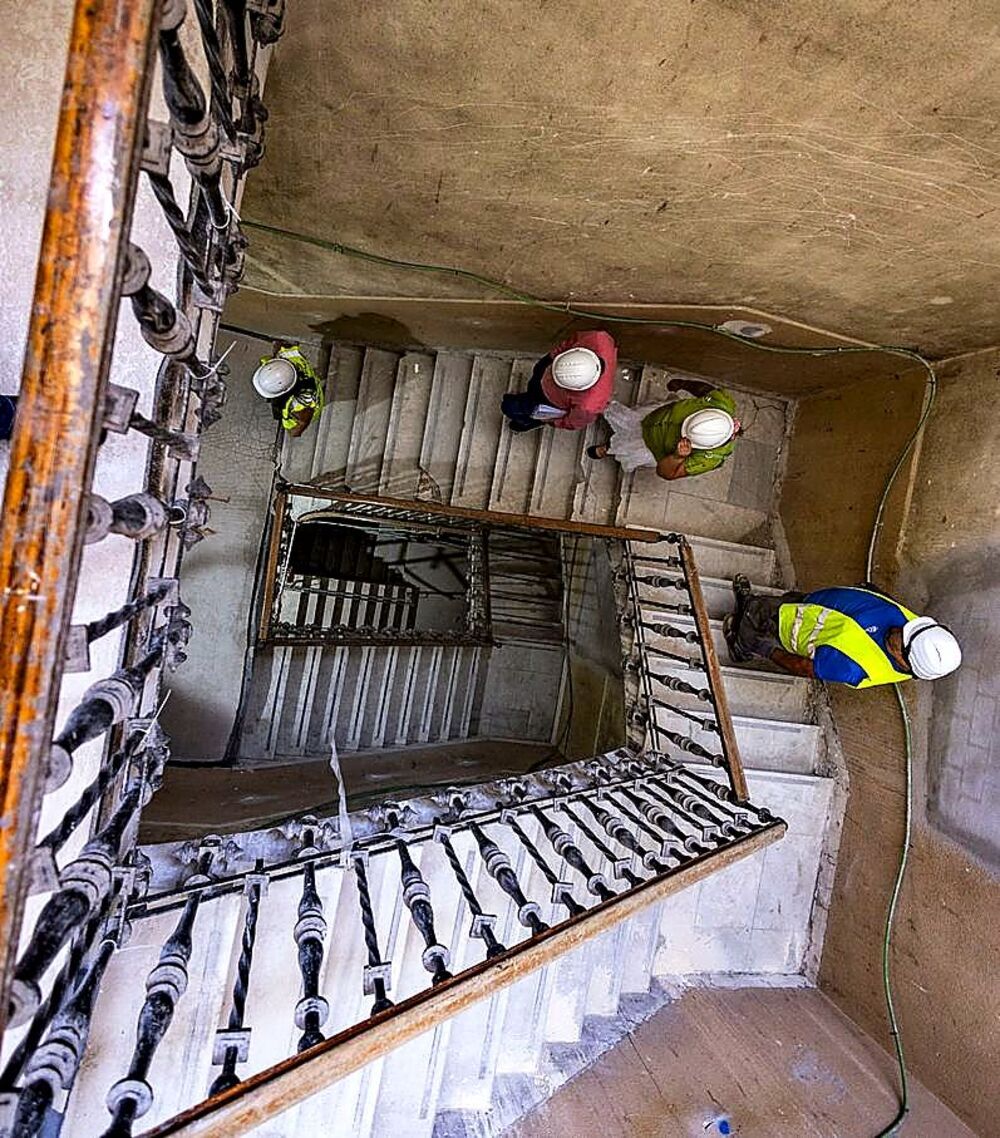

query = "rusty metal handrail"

[{"left": 0, "top": 0, "right": 159, "bottom": 1031}]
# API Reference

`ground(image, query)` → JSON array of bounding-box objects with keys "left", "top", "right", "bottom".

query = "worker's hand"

[{"left": 676, "top": 437, "right": 693, "bottom": 458}]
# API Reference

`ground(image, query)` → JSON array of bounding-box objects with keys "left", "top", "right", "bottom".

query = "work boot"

[{"left": 724, "top": 575, "right": 754, "bottom": 663}]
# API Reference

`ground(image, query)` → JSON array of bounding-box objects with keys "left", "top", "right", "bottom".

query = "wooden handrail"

[
  {"left": 0, "top": 0, "right": 158, "bottom": 1030},
  {"left": 142, "top": 821, "right": 785, "bottom": 1138},
  {"left": 679, "top": 541, "right": 750, "bottom": 802}
]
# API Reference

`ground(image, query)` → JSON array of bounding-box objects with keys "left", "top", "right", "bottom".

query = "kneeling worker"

[
  {"left": 724, "top": 578, "right": 961, "bottom": 687},
  {"left": 589, "top": 376, "right": 740, "bottom": 481},
  {"left": 252, "top": 344, "right": 325, "bottom": 437},
  {"left": 500, "top": 329, "right": 617, "bottom": 432}
]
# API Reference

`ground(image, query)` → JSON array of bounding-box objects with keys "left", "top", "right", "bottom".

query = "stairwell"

[{"left": 78, "top": 338, "right": 844, "bottom": 1137}]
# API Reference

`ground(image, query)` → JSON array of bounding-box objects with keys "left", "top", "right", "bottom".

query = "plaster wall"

[
  {"left": 779, "top": 350, "right": 1000, "bottom": 1137},
  {"left": 243, "top": 0, "right": 1000, "bottom": 357}
]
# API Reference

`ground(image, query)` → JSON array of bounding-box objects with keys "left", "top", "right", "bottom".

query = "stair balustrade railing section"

[
  {"left": 62, "top": 747, "right": 784, "bottom": 1137},
  {"left": 620, "top": 534, "right": 751, "bottom": 802},
  {"left": 0, "top": 1, "right": 283, "bottom": 1133}
]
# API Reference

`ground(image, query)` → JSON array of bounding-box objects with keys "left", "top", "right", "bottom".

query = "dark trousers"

[
  {"left": 500, "top": 359, "right": 549, "bottom": 432},
  {"left": 732, "top": 591, "right": 804, "bottom": 659}
]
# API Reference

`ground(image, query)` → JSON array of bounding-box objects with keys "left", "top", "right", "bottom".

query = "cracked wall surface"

[{"left": 243, "top": 0, "right": 1000, "bottom": 356}]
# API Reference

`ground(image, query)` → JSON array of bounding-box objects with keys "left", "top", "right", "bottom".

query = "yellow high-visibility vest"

[{"left": 777, "top": 589, "right": 917, "bottom": 689}]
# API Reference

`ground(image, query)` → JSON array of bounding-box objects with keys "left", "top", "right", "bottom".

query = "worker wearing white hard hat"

[
  {"left": 589, "top": 375, "right": 742, "bottom": 480},
  {"left": 501, "top": 330, "right": 617, "bottom": 433},
  {"left": 252, "top": 344, "right": 325, "bottom": 437},
  {"left": 723, "top": 580, "right": 962, "bottom": 688}
]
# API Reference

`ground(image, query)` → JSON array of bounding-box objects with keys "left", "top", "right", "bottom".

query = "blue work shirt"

[{"left": 802, "top": 587, "right": 910, "bottom": 686}]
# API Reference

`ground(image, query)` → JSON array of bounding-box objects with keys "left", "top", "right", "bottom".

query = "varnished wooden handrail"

[
  {"left": 0, "top": 0, "right": 159, "bottom": 1029},
  {"left": 143, "top": 821, "right": 785, "bottom": 1138},
  {"left": 679, "top": 541, "right": 750, "bottom": 802}
]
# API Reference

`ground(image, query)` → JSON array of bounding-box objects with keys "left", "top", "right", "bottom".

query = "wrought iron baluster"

[
  {"left": 649, "top": 673, "right": 713, "bottom": 702},
  {"left": 0, "top": 876, "right": 125, "bottom": 1092},
  {"left": 85, "top": 491, "right": 170, "bottom": 544},
  {"left": 659, "top": 726, "right": 725, "bottom": 766},
  {"left": 641, "top": 620, "right": 700, "bottom": 643},
  {"left": 663, "top": 770, "right": 757, "bottom": 832},
  {"left": 127, "top": 412, "right": 201, "bottom": 462},
  {"left": 101, "top": 892, "right": 203, "bottom": 1138},
  {"left": 120, "top": 244, "right": 198, "bottom": 362},
  {"left": 529, "top": 806, "right": 615, "bottom": 903},
  {"left": 158, "top": 1, "right": 228, "bottom": 229},
  {"left": 437, "top": 829, "right": 505, "bottom": 960},
  {"left": 503, "top": 814, "right": 584, "bottom": 918},
  {"left": 639, "top": 778, "right": 727, "bottom": 842},
  {"left": 352, "top": 855, "right": 393, "bottom": 1015},
  {"left": 13, "top": 938, "right": 116, "bottom": 1138},
  {"left": 48, "top": 639, "right": 170, "bottom": 792},
  {"left": 397, "top": 840, "right": 452, "bottom": 985},
  {"left": 611, "top": 787, "right": 708, "bottom": 859},
  {"left": 220, "top": 0, "right": 251, "bottom": 88},
  {"left": 293, "top": 862, "right": 329, "bottom": 1052},
  {"left": 559, "top": 801, "right": 646, "bottom": 884},
  {"left": 192, "top": 0, "right": 237, "bottom": 139},
  {"left": 37, "top": 747, "right": 131, "bottom": 854},
  {"left": 469, "top": 823, "right": 548, "bottom": 935},
  {"left": 144, "top": 170, "right": 211, "bottom": 288},
  {"left": 571, "top": 798, "right": 668, "bottom": 876},
  {"left": 79, "top": 580, "right": 178, "bottom": 646},
  {"left": 650, "top": 699, "right": 720, "bottom": 733},
  {"left": 670, "top": 765, "right": 773, "bottom": 821},
  {"left": 633, "top": 555, "right": 683, "bottom": 568},
  {"left": 209, "top": 864, "right": 265, "bottom": 1093}
]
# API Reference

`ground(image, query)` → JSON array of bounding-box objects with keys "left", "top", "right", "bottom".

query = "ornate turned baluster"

[
  {"left": 9, "top": 787, "right": 145, "bottom": 1027},
  {"left": 64, "top": 581, "right": 178, "bottom": 676},
  {"left": 120, "top": 244, "right": 198, "bottom": 362},
  {"left": 673, "top": 767, "right": 772, "bottom": 823},
  {"left": 436, "top": 827, "right": 506, "bottom": 960},
  {"left": 567, "top": 799, "right": 660, "bottom": 879},
  {"left": 84, "top": 491, "right": 169, "bottom": 545},
  {"left": 503, "top": 814, "right": 584, "bottom": 918},
  {"left": 641, "top": 620, "right": 700, "bottom": 643},
  {"left": 659, "top": 726, "right": 726, "bottom": 767},
  {"left": 610, "top": 788, "right": 706, "bottom": 859},
  {"left": 397, "top": 840, "right": 452, "bottom": 985},
  {"left": 352, "top": 855, "right": 393, "bottom": 1015},
  {"left": 469, "top": 823, "right": 548, "bottom": 936},
  {"left": 293, "top": 862, "right": 329, "bottom": 1052},
  {"left": 101, "top": 890, "right": 204, "bottom": 1138},
  {"left": 641, "top": 779, "right": 731, "bottom": 841},
  {"left": 209, "top": 863, "right": 267, "bottom": 1093},
  {"left": 158, "top": 1, "right": 228, "bottom": 229},
  {"left": 559, "top": 801, "right": 646, "bottom": 885},
  {"left": 658, "top": 775, "right": 753, "bottom": 837},
  {"left": 529, "top": 806, "right": 615, "bottom": 903},
  {"left": 12, "top": 938, "right": 116, "bottom": 1138}
]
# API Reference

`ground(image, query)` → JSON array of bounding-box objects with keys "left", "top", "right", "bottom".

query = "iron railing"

[
  {"left": 0, "top": 0, "right": 282, "bottom": 1131},
  {"left": 56, "top": 747, "right": 783, "bottom": 1137}
]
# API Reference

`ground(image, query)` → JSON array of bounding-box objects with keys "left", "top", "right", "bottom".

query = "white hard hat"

[
  {"left": 681, "top": 407, "right": 736, "bottom": 450},
  {"left": 902, "top": 617, "right": 962, "bottom": 680},
  {"left": 252, "top": 357, "right": 298, "bottom": 399},
  {"left": 551, "top": 347, "right": 602, "bottom": 391}
]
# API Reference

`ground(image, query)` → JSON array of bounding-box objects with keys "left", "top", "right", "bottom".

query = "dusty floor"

[{"left": 508, "top": 986, "right": 975, "bottom": 1138}]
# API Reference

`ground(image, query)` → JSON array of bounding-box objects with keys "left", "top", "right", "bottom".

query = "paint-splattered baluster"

[
  {"left": 503, "top": 813, "right": 585, "bottom": 918},
  {"left": 13, "top": 938, "right": 116, "bottom": 1138},
  {"left": 100, "top": 891, "right": 203, "bottom": 1138},
  {"left": 397, "top": 840, "right": 453, "bottom": 985},
  {"left": 469, "top": 823, "right": 549, "bottom": 936},
  {"left": 293, "top": 862, "right": 329, "bottom": 1052},
  {"left": 352, "top": 854, "right": 394, "bottom": 1014},
  {"left": 436, "top": 827, "right": 506, "bottom": 960},
  {"left": 564, "top": 798, "right": 660, "bottom": 879},
  {"left": 210, "top": 863, "right": 266, "bottom": 1093},
  {"left": 530, "top": 805, "right": 616, "bottom": 903}
]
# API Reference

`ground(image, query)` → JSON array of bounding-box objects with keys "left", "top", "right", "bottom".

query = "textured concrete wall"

[
  {"left": 781, "top": 351, "right": 1000, "bottom": 1136},
  {"left": 242, "top": 0, "right": 1000, "bottom": 356}
]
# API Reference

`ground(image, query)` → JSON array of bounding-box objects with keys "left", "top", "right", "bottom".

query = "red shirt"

[{"left": 540, "top": 330, "right": 617, "bottom": 430}]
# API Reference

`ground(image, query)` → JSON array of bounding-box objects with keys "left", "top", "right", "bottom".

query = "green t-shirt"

[{"left": 641, "top": 389, "right": 737, "bottom": 476}]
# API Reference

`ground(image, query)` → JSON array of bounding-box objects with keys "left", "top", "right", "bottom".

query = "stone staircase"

[{"left": 150, "top": 339, "right": 840, "bottom": 1137}]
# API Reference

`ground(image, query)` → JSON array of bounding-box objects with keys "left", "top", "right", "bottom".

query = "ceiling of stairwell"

[{"left": 240, "top": 0, "right": 1000, "bottom": 358}]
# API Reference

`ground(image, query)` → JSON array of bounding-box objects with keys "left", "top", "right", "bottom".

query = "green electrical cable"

[{"left": 241, "top": 217, "right": 935, "bottom": 1132}]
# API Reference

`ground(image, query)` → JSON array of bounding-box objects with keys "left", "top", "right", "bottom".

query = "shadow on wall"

[{"left": 925, "top": 546, "right": 1000, "bottom": 870}]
